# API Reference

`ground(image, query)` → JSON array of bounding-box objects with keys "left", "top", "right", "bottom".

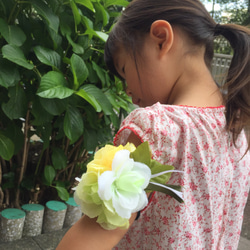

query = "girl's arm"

[
  {"left": 56, "top": 132, "right": 142, "bottom": 250},
  {"left": 56, "top": 213, "right": 137, "bottom": 250}
]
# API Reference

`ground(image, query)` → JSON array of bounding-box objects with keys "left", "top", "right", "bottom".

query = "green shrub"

[{"left": 0, "top": 0, "right": 133, "bottom": 208}]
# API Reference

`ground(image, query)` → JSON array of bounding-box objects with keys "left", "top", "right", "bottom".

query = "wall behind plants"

[{"left": 0, "top": 0, "right": 133, "bottom": 209}]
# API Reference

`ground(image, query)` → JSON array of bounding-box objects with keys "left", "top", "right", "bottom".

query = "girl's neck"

[{"left": 167, "top": 48, "right": 223, "bottom": 108}]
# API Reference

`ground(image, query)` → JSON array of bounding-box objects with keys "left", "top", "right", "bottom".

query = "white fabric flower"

[{"left": 98, "top": 149, "right": 151, "bottom": 219}]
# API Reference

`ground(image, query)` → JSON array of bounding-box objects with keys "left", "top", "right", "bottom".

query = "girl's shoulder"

[
  {"left": 127, "top": 102, "right": 225, "bottom": 122},
  {"left": 114, "top": 102, "right": 226, "bottom": 145}
]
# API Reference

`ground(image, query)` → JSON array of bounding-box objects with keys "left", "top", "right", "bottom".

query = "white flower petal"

[
  {"left": 112, "top": 194, "right": 132, "bottom": 219},
  {"left": 98, "top": 171, "right": 116, "bottom": 200},
  {"left": 132, "top": 162, "right": 151, "bottom": 189},
  {"left": 131, "top": 191, "right": 148, "bottom": 213},
  {"left": 112, "top": 150, "right": 131, "bottom": 172},
  {"left": 117, "top": 190, "right": 139, "bottom": 209}
]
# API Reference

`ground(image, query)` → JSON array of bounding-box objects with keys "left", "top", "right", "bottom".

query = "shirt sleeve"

[{"left": 113, "top": 104, "right": 169, "bottom": 147}]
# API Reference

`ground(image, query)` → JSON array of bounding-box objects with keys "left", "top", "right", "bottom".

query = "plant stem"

[
  {"left": 33, "top": 67, "right": 42, "bottom": 78},
  {"left": 5, "top": 189, "right": 9, "bottom": 207},
  {"left": 68, "top": 136, "right": 83, "bottom": 160},
  {"left": 14, "top": 108, "right": 31, "bottom": 208},
  {"left": 64, "top": 138, "right": 70, "bottom": 155},
  {"left": 55, "top": 155, "right": 86, "bottom": 180},
  {"left": 0, "top": 160, "right": 3, "bottom": 208},
  {"left": 7, "top": 2, "right": 17, "bottom": 23},
  {"left": 35, "top": 149, "right": 44, "bottom": 176}
]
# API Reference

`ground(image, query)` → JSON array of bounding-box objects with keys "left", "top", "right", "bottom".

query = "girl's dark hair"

[{"left": 104, "top": 0, "right": 250, "bottom": 150}]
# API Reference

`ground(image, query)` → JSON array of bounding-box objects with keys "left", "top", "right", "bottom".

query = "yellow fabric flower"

[{"left": 87, "top": 143, "right": 136, "bottom": 174}]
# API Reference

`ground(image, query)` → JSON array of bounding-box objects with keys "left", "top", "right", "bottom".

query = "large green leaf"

[
  {"left": 95, "top": 31, "right": 108, "bottom": 42},
  {"left": 0, "top": 18, "right": 26, "bottom": 46},
  {"left": 31, "top": 0, "right": 59, "bottom": 33},
  {"left": 39, "top": 97, "right": 67, "bottom": 115},
  {"left": 64, "top": 106, "right": 84, "bottom": 143},
  {"left": 2, "top": 44, "right": 34, "bottom": 70},
  {"left": 33, "top": 46, "right": 61, "bottom": 69},
  {"left": 52, "top": 148, "right": 67, "bottom": 170},
  {"left": 70, "top": 1, "right": 81, "bottom": 26},
  {"left": 5, "top": 123, "right": 24, "bottom": 155},
  {"left": 92, "top": 61, "right": 106, "bottom": 86},
  {"left": 84, "top": 29, "right": 108, "bottom": 42},
  {"left": 44, "top": 165, "right": 56, "bottom": 186},
  {"left": 48, "top": 28, "right": 62, "bottom": 50},
  {"left": 82, "top": 84, "right": 113, "bottom": 115},
  {"left": 81, "top": 16, "right": 93, "bottom": 30},
  {"left": 104, "top": 0, "right": 130, "bottom": 7},
  {"left": 94, "top": 3, "right": 109, "bottom": 27},
  {"left": 36, "top": 123, "right": 52, "bottom": 150},
  {"left": 55, "top": 186, "right": 69, "bottom": 201},
  {"left": 70, "top": 53, "right": 88, "bottom": 89},
  {"left": 0, "top": 133, "right": 14, "bottom": 160},
  {"left": 66, "top": 34, "right": 84, "bottom": 54},
  {"left": 37, "top": 71, "right": 74, "bottom": 99},
  {"left": 76, "top": 89, "right": 102, "bottom": 112},
  {"left": 0, "top": 58, "right": 20, "bottom": 88},
  {"left": 31, "top": 98, "right": 53, "bottom": 125},
  {"left": 83, "top": 128, "right": 98, "bottom": 151},
  {"left": 2, "top": 86, "right": 27, "bottom": 120},
  {"left": 75, "top": 0, "right": 95, "bottom": 12}
]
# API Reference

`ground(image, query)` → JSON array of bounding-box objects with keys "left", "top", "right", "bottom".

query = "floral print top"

[{"left": 113, "top": 103, "right": 250, "bottom": 250}]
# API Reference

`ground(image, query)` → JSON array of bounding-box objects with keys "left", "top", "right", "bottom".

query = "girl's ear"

[{"left": 150, "top": 20, "right": 174, "bottom": 57}]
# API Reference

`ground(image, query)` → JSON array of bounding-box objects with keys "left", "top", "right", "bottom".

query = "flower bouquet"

[{"left": 74, "top": 142, "right": 183, "bottom": 230}]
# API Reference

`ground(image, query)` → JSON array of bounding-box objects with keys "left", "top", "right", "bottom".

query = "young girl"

[{"left": 57, "top": 0, "right": 250, "bottom": 249}]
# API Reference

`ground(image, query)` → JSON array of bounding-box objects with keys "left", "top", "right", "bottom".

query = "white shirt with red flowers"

[{"left": 113, "top": 103, "right": 250, "bottom": 250}]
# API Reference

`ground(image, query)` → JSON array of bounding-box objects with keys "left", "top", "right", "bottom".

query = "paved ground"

[{"left": 0, "top": 195, "right": 249, "bottom": 249}]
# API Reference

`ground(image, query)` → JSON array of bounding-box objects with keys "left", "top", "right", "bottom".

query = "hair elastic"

[{"left": 214, "top": 23, "right": 221, "bottom": 36}]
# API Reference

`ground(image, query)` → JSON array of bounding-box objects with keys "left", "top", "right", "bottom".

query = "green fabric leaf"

[
  {"left": 76, "top": 89, "right": 102, "bottom": 112},
  {"left": 75, "top": 0, "right": 95, "bottom": 12},
  {"left": 150, "top": 160, "right": 174, "bottom": 184},
  {"left": 2, "top": 86, "right": 27, "bottom": 120},
  {"left": 0, "top": 133, "right": 14, "bottom": 160},
  {"left": 44, "top": 165, "right": 56, "bottom": 186},
  {"left": 2, "top": 44, "right": 34, "bottom": 70},
  {"left": 33, "top": 46, "right": 61, "bottom": 69},
  {"left": 0, "top": 18, "right": 26, "bottom": 46},
  {"left": 31, "top": 0, "right": 59, "bottom": 33},
  {"left": 82, "top": 84, "right": 113, "bottom": 115},
  {"left": 55, "top": 186, "right": 69, "bottom": 201},
  {"left": 130, "top": 141, "right": 151, "bottom": 166},
  {"left": 0, "top": 58, "right": 20, "bottom": 88},
  {"left": 52, "top": 148, "right": 67, "bottom": 170},
  {"left": 64, "top": 106, "right": 84, "bottom": 143},
  {"left": 37, "top": 71, "right": 74, "bottom": 99},
  {"left": 70, "top": 53, "right": 88, "bottom": 89},
  {"left": 146, "top": 183, "right": 184, "bottom": 203}
]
